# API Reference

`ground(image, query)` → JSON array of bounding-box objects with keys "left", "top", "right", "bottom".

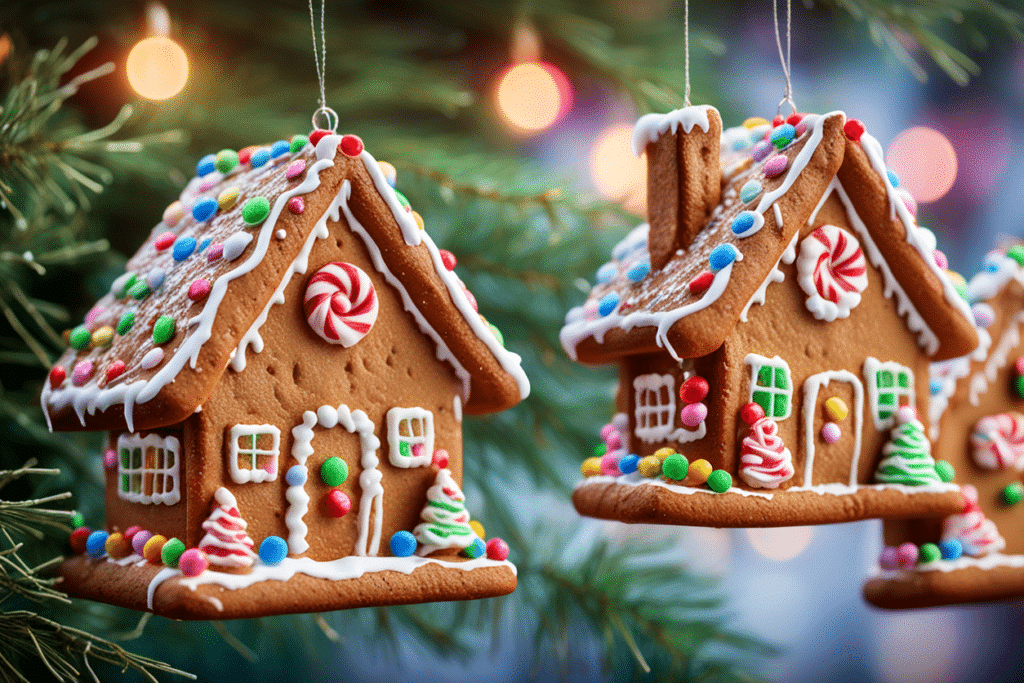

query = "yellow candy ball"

[
  {"left": 945, "top": 270, "right": 966, "bottom": 289},
  {"left": 217, "top": 186, "right": 241, "bottom": 211},
  {"left": 91, "top": 326, "right": 114, "bottom": 347},
  {"left": 653, "top": 447, "right": 676, "bottom": 462},
  {"left": 743, "top": 117, "right": 770, "bottom": 129},
  {"left": 825, "top": 397, "right": 849, "bottom": 421},
  {"left": 412, "top": 211, "right": 425, "bottom": 231},
  {"left": 687, "top": 459, "right": 713, "bottom": 484},
  {"left": 469, "top": 520, "right": 486, "bottom": 539},
  {"left": 104, "top": 532, "right": 131, "bottom": 559},
  {"left": 637, "top": 455, "right": 663, "bottom": 478},
  {"left": 581, "top": 457, "right": 602, "bottom": 477},
  {"left": 378, "top": 161, "right": 397, "bottom": 185},
  {"left": 143, "top": 534, "right": 167, "bottom": 564}
]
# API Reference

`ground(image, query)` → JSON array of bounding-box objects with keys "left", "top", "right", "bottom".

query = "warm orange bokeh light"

[
  {"left": 494, "top": 62, "right": 571, "bottom": 134},
  {"left": 885, "top": 126, "right": 958, "bottom": 203},
  {"left": 589, "top": 123, "right": 647, "bottom": 215},
  {"left": 126, "top": 36, "right": 188, "bottom": 101}
]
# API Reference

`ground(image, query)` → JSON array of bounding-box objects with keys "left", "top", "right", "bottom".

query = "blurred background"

[{"left": 0, "top": 0, "right": 1022, "bottom": 681}]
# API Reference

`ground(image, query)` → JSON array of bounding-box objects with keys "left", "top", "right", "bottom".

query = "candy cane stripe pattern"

[
  {"left": 739, "top": 416, "right": 795, "bottom": 489},
  {"left": 797, "top": 224, "right": 868, "bottom": 322},
  {"left": 971, "top": 412, "right": 1024, "bottom": 470},
  {"left": 304, "top": 262, "right": 379, "bottom": 346}
]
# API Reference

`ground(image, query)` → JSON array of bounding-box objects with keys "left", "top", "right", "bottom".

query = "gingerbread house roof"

[
  {"left": 560, "top": 107, "right": 977, "bottom": 365},
  {"left": 42, "top": 134, "right": 530, "bottom": 433}
]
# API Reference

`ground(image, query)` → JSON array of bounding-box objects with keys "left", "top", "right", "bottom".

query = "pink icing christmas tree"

[
  {"left": 198, "top": 487, "right": 256, "bottom": 569},
  {"left": 942, "top": 484, "right": 1006, "bottom": 557},
  {"left": 739, "top": 415, "right": 795, "bottom": 489}
]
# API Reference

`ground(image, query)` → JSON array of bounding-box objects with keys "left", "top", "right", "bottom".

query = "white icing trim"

[
  {"left": 227, "top": 424, "right": 280, "bottom": 484},
  {"left": 772, "top": 202, "right": 783, "bottom": 228},
  {"left": 802, "top": 370, "right": 864, "bottom": 487},
  {"left": 287, "top": 404, "right": 383, "bottom": 556},
  {"left": 386, "top": 407, "right": 434, "bottom": 468},
  {"left": 871, "top": 552, "right": 1024, "bottom": 578},
  {"left": 744, "top": 353, "right": 793, "bottom": 420},
  {"left": 633, "top": 373, "right": 676, "bottom": 443},
  {"left": 453, "top": 395, "right": 462, "bottom": 423},
  {"left": 968, "top": 311, "right": 1024, "bottom": 405},
  {"left": 631, "top": 105, "right": 715, "bottom": 155},
  {"left": 862, "top": 357, "right": 915, "bottom": 431},
  {"left": 740, "top": 232, "right": 798, "bottom": 322},
  {"left": 927, "top": 327, "right": 991, "bottom": 439},
  {"left": 115, "top": 433, "right": 180, "bottom": 505}
]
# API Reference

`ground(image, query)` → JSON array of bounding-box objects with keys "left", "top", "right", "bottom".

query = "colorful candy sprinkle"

[
  {"left": 378, "top": 160, "right": 397, "bottom": 186},
  {"left": 270, "top": 140, "right": 290, "bottom": 158},
  {"left": 898, "top": 188, "right": 917, "bottom": 216},
  {"left": 287, "top": 196, "right": 305, "bottom": 214},
  {"left": 286, "top": 159, "right": 307, "bottom": 179},
  {"left": 463, "top": 537, "right": 486, "bottom": 559},
  {"left": 486, "top": 538, "right": 510, "bottom": 561},
  {"left": 825, "top": 397, "right": 848, "bottom": 421},
  {"left": 769, "top": 123, "right": 796, "bottom": 149},
  {"left": 163, "top": 201, "right": 185, "bottom": 226},
  {"left": 289, "top": 135, "right": 309, "bottom": 154},
  {"left": 86, "top": 531, "right": 109, "bottom": 558},
  {"left": 707, "top": 469, "right": 732, "bottom": 493},
  {"left": 412, "top": 211, "right": 425, "bottom": 230},
  {"left": 689, "top": 270, "right": 714, "bottom": 294},
  {"left": 972, "top": 303, "right": 995, "bottom": 328},
  {"left": 116, "top": 311, "right": 134, "bottom": 336},
  {"left": 72, "top": 361, "right": 93, "bottom": 386},
  {"left": 161, "top": 538, "right": 187, "bottom": 568},
  {"left": 320, "top": 457, "right": 349, "bottom": 487},
  {"left": 188, "top": 278, "right": 211, "bottom": 301},
  {"left": 743, "top": 117, "right": 769, "bottom": 129},
  {"left": 763, "top": 154, "right": 788, "bottom": 178},
  {"left": 680, "top": 402, "right": 707, "bottom": 427},
  {"left": 598, "top": 293, "right": 619, "bottom": 316},
  {"left": 470, "top": 520, "right": 486, "bottom": 539},
  {"left": 896, "top": 542, "right": 918, "bottom": 568},
  {"left": 179, "top": 548, "right": 208, "bottom": 577},
  {"left": 152, "top": 316, "right": 175, "bottom": 345},
  {"left": 786, "top": 114, "right": 803, "bottom": 126},
  {"left": 173, "top": 236, "right": 197, "bottom": 262},
  {"left": 238, "top": 146, "right": 256, "bottom": 165},
  {"left": 250, "top": 148, "right": 271, "bottom": 168},
  {"left": 105, "top": 360, "right": 126, "bottom": 382},
  {"left": 886, "top": 169, "right": 900, "bottom": 187},
  {"left": 192, "top": 197, "right": 218, "bottom": 222},
  {"left": 596, "top": 262, "right": 617, "bottom": 283},
  {"left": 394, "top": 189, "right": 411, "bottom": 211},
  {"left": 918, "top": 543, "right": 941, "bottom": 564},
  {"left": 217, "top": 187, "right": 240, "bottom": 210},
  {"left": 145, "top": 268, "right": 165, "bottom": 291},
  {"left": 821, "top": 422, "right": 841, "bottom": 443},
  {"left": 103, "top": 449, "right": 117, "bottom": 469},
  {"left": 934, "top": 250, "right": 948, "bottom": 270},
  {"left": 105, "top": 532, "right": 131, "bottom": 559},
  {"left": 581, "top": 457, "right": 602, "bottom": 477},
  {"left": 1007, "top": 245, "right": 1024, "bottom": 267},
  {"left": 679, "top": 376, "right": 709, "bottom": 403},
  {"left": 143, "top": 535, "right": 167, "bottom": 564},
  {"left": 619, "top": 454, "right": 639, "bottom": 474},
  {"left": 128, "top": 281, "right": 151, "bottom": 300},
  {"left": 741, "top": 402, "right": 765, "bottom": 425},
  {"left": 130, "top": 530, "right": 153, "bottom": 556},
  {"left": 340, "top": 134, "right": 364, "bottom": 157},
  {"left": 740, "top": 180, "right": 762, "bottom": 204},
  {"left": 69, "top": 325, "right": 91, "bottom": 350},
  {"left": 242, "top": 196, "right": 270, "bottom": 225},
  {"left": 69, "top": 527, "right": 91, "bottom": 554},
  {"left": 91, "top": 326, "right": 114, "bottom": 347},
  {"left": 196, "top": 154, "right": 216, "bottom": 176},
  {"left": 140, "top": 347, "right": 164, "bottom": 370},
  {"left": 1003, "top": 482, "right": 1023, "bottom": 505},
  {"left": 687, "top": 459, "right": 713, "bottom": 484},
  {"left": 653, "top": 447, "right": 675, "bottom": 461},
  {"left": 223, "top": 232, "right": 253, "bottom": 260},
  {"left": 215, "top": 149, "right": 238, "bottom": 174},
  {"left": 939, "top": 538, "right": 962, "bottom": 560},
  {"left": 49, "top": 365, "right": 66, "bottom": 388},
  {"left": 113, "top": 273, "right": 137, "bottom": 298},
  {"left": 751, "top": 140, "right": 773, "bottom": 162},
  {"left": 154, "top": 231, "right": 175, "bottom": 251},
  {"left": 309, "top": 130, "right": 331, "bottom": 146},
  {"left": 258, "top": 536, "right": 288, "bottom": 566},
  {"left": 708, "top": 243, "right": 737, "bottom": 271},
  {"left": 844, "top": 119, "right": 866, "bottom": 142},
  {"left": 731, "top": 211, "right": 757, "bottom": 236},
  {"left": 662, "top": 453, "right": 689, "bottom": 480},
  {"left": 207, "top": 244, "right": 224, "bottom": 262},
  {"left": 325, "top": 490, "right": 351, "bottom": 517},
  {"left": 627, "top": 261, "right": 650, "bottom": 282},
  {"left": 390, "top": 531, "right": 417, "bottom": 557},
  {"left": 637, "top": 456, "right": 662, "bottom": 478},
  {"left": 600, "top": 452, "right": 620, "bottom": 476},
  {"left": 439, "top": 250, "right": 457, "bottom": 270}
]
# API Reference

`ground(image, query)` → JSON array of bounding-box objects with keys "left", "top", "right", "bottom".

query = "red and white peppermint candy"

[
  {"left": 971, "top": 412, "right": 1024, "bottom": 470},
  {"left": 796, "top": 224, "right": 868, "bottom": 321},
  {"left": 304, "top": 262, "right": 379, "bottom": 346}
]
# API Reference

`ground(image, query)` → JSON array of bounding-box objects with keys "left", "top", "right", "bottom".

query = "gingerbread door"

[{"left": 801, "top": 371, "right": 864, "bottom": 486}]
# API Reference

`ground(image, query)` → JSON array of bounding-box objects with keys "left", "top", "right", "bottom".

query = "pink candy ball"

[
  {"left": 285, "top": 159, "right": 307, "bottom": 179},
  {"left": 600, "top": 453, "right": 620, "bottom": 476},
  {"left": 821, "top": 422, "right": 841, "bottom": 444},
  {"left": 879, "top": 546, "right": 900, "bottom": 571},
  {"left": 680, "top": 402, "right": 707, "bottom": 428},
  {"left": 898, "top": 188, "right": 917, "bottom": 216},
  {"left": 895, "top": 405, "right": 918, "bottom": 424},
  {"left": 287, "top": 196, "right": 305, "bottom": 214},
  {"left": 933, "top": 249, "right": 948, "bottom": 270},
  {"left": 763, "top": 154, "right": 789, "bottom": 178},
  {"left": 605, "top": 432, "right": 622, "bottom": 451},
  {"left": 896, "top": 542, "right": 919, "bottom": 568},
  {"left": 131, "top": 530, "right": 153, "bottom": 556},
  {"left": 486, "top": 537, "right": 510, "bottom": 561},
  {"left": 179, "top": 548, "right": 209, "bottom": 577},
  {"left": 599, "top": 423, "right": 615, "bottom": 441},
  {"left": 102, "top": 449, "right": 117, "bottom": 470},
  {"left": 124, "top": 526, "right": 142, "bottom": 542},
  {"left": 962, "top": 484, "right": 979, "bottom": 506}
]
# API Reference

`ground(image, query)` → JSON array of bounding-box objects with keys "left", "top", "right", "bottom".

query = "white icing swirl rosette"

[
  {"left": 971, "top": 412, "right": 1024, "bottom": 470},
  {"left": 797, "top": 225, "right": 868, "bottom": 322},
  {"left": 942, "top": 488, "right": 1006, "bottom": 557},
  {"left": 303, "top": 262, "right": 379, "bottom": 346},
  {"left": 739, "top": 416, "right": 795, "bottom": 489}
]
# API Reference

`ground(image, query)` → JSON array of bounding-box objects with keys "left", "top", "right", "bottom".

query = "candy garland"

[{"left": 971, "top": 412, "right": 1024, "bottom": 470}]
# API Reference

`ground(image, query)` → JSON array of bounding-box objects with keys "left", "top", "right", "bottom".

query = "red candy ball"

[
  {"left": 188, "top": 278, "right": 211, "bottom": 301},
  {"left": 49, "top": 365, "right": 66, "bottom": 388},
  {"left": 238, "top": 146, "right": 256, "bottom": 165},
  {"left": 679, "top": 376, "right": 709, "bottom": 404},
  {"left": 786, "top": 113, "right": 803, "bottom": 126},
  {"left": 439, "top": 249, "right": 457, "bottom": 271},
  {"left": 1015, "top": 357, "right": 1024, "bottom": 375},
  {"left": 688, "top": 271, "right": 714, "bottom": 294},
  {"left": 325, "top": 490, "right": 351, "bottom": 517},
  {"left": 339, "top": 134, "right": 364, "bottom": 157},
  {"left": 309, "top": 129, "right": 331, "bottom": 146},
  {"left": 772, "top": 114, "right": 785, "bottom": 127},
  {"left": 844, "top": 119, "right": 866, "bottom": 142},
  {"left": 154, "top": 231, "right": 175, "bottom": 251},
  {"left": 105, "top": 360, "right": 126, "bottom": 382},
  {"left": 70, "top": 527, "right": 91, "bottom": 554},
  {"left": 486, "top": 537, "right": 509, "bottom": 561},
  {"left": 432, "top": 449, "right": 449, "bottom": 469},
  {"left": 741, "top": 402, "right": 765, "bottom": 425},
  {"left": 123, "top": 525, "right": 142, "bottom": 542}
]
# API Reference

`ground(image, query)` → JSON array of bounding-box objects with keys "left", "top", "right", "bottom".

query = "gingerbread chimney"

[{"left": 632, "top": 105, "right": 722, "bottom": 270}]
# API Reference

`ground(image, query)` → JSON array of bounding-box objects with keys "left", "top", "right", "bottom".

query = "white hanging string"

[
  {"left": 309, "top": 0, "right": 338, "bottom": 131},
  {"left": 772, "top": 0, "right": 797, "bottom": 116},
  {"left": 683, "top": 0, "right": 691, "bottom": 107}
]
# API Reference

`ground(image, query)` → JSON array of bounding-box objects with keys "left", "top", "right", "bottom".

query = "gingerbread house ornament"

[
  {"left": 865, "top": 247, "right": 1024, "bottom": 608},
  {"left": 563, "top": 106, "right": 979, "bottom": 527},
  {"left": 46, "top": 132, "right": 528, "bottom": 619}
]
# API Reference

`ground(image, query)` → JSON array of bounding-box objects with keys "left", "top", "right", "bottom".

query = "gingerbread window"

[
  {"left": 634, "top": 374, "right": 676, "bottom": 443},
  {"left": 745, "top": 354, "right": 792, "bottom": 420},
  {"left": 387, "top": 407, "right": 434, "bottom": 468},
  {"left": 116, "top": 433, "right": 180, "bottom": 505},
  {"left": 228, "top": 425, "right": 280, "bottom": 484},
  {"left": 864, "top": 357, "right": 914, "bottom": 430}
]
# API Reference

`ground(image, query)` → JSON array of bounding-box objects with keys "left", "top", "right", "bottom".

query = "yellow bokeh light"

[
  {"left": 126, "top": 36, "right": 188, "bottom": 101},
  {"left": 885, "top": 126, "right": 958, "bottom": 204},
  {"left": 745, "top": 526, "right": 815, "bottom": 561},
  {"left": 589, "top": 123, "right": 647, "bottom": 215},
  {"left": 495, "top": 62, "right": 570, "bottom": 134}
]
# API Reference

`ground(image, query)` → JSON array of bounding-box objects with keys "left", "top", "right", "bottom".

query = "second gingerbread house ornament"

[{"left": 564, "top": 106, "right": 978, "bottom": 527}]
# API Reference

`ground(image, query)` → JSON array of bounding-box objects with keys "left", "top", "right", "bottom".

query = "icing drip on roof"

[{"left": 631, "top": 105, "right": 715, "bottom": 155}]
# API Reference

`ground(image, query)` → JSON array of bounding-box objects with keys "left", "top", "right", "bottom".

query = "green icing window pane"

[
  {"left": 399, "top": 441, "right": 411, "bottom": 458},
  {"left": 752, "top": 390, "right": 772, "bottom": 415},
  {"left": 879, "top": 408, "right": 893, "bottom": 420},
  {"left": 772, "top": 393, "right": 789, "bottom": 418},
  {"left": 774, "top": 367, "right": 789, "bottom": 390},
  {"left": 878, "top": 370, "right": 894, "bottom": 388},
  {"left": 121, "top": 448, "right": 130, "bottom": 468},
  {"left": 897, "top": 372, "right": 910, "bottom": 388},
  {"left": 879, "top": 392, "right": 895, "bottom": 406},
  {"left": 131, "top": 448, "right": 142, "bottom": 469},
  {"left": 757, "top": 367, "right": 772, "bottom": 387},
  {"left": 120, "top": 474, "right": 129, "bottom": 492}
]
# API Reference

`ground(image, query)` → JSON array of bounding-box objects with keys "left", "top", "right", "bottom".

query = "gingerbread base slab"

[
  {"left": 573, "top": 477, "right": 964, "bottom": 527},
  {"left": 864, "top": 563, "right": 1024, "bottom": 609},
  {"left": 59, "top": 554, "right": 516, "bottom": 620}
]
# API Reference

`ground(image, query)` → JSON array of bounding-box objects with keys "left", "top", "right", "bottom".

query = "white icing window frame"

[
  {"left": 228, "top": 424, "right": 281, "bottom": 484},
  {"left": 116, "top": 433, "right": 180, "bottom": 505},
  {"left": 633, "top": 374, "right": 676, "bottom": 443},
  {"left": 745, "top": 354, "right": 793, "bottom": 420},
  {"left": 863, "top": 357, "right": 915, "bottom": 431},
  {"left": 387, "top": 407, "right": 434, "bottom": 468}
]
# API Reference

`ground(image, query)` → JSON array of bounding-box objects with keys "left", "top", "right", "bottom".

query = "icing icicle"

[{"left": 739, "top": 416, "right": 795, "bottom": 489}]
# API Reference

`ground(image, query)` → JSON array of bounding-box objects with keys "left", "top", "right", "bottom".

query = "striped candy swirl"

[
  {"left": 971, "top": 412, "right": 1024, "bottom": 470},
  {"left": 797, "top": 225, "right": 868, "bottom": 321},
  {"left": 739, "top": 416, "right": 795, "bottom": 489},
  {"left": 304, "top": 262, "right": 379, "bottom": 347}
]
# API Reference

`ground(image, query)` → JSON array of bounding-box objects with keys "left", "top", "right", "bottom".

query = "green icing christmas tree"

[
  {"left": 413, "top": 469, "right": 478, "bottom": 555},
  {"left": 874, "top": 408, "right": 942, "bottom": 486}
]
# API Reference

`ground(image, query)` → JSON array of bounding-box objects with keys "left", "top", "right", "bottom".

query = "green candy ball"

[
  {"left": 128, "top": 281, "right": 151, "bottom": 300},
  {"left": 117, "top": 273, "right": 138, "bottom": 298},
  {"left": 70, "top": 511, "right": 84, "bottom": 529},
  {"left": 1016, "top": 375, "right": 1024, "bottom": 400},
  {"left": 69, "top": 326, "right": 91, "bottom": 350},
  {"left": 593, "top": 443, "right": 607, "bottom": 458},
  {"left": 320, "top": 457, "right": 349, "bottom": 487},
  {"left": 1003, "top": 482, "right": 1024, "bottom": 506},
  {"left": 161, "top": 538, "right": 186, "bottom": 567},
  {"left": 394, "top": 189, "right": 411, "bottom": 210},
  {"left": 488, "top": 323, "right": 504, "bottom": 347},
  {"left": 290, "top": 135, "right": 309, "bottom": 153},
  {"left": 152, "top": 316, "right": 176, "bottom": 345},
  {"left": 662, "top": 453, "right": 689, "bottom": 481},
  {"left": 117, "top": 311, "right": 135, "bottom": 336},
  {"left": 934, "top": 460, "right": 955, "bottom": 483},
  {"left": 242, "top": 196, "right": 271, "bottom": 225},
  {"left": 1007, "top": 245, "right": 1024, "bottom": 268},
  {"left": 919, "top": 543, "right": 941, "bottom": 564},
  {"left": 214, "top": 149, "right": 238, "bottom": 174},
  {"left": 707, "top": 469, "right": 732, "bottom": 493}
]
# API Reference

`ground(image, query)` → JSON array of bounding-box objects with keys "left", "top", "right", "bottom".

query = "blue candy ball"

[
  {"left": 619, "top": 454, "right": 640, "bottom": 474},
  {"left": 731, "top": 211, "right": 757, "bottom": 237},
  {"left": 86, "top": 531, "right": 109, "bottom": 559},
  {"left": 463, "top": 537, "right": 486, "bottom": 559},
  {"left": 770, "top": 123, "right": 796, "bottom": 149},
  {"left": 286, "top": 465, "right": 307, "bottom": 487},
  {"left": 709, "top": 244, "right": 738, "bottom": 271},
  {"left": 390, "top": 530, "right": 417, "bottom": 557},
  {"left": 596, "top": 262, "right": 617, "bottom": 284},
  {"left": 191, "top": 197, "right": 218, "bottom": 222},
  {"left": 172, "top": 236, "right": 197, "bottom": 262},
  {"left": 198, "top": 237, "right": 212, "bottom": 254},
  {"left": 598, "top": 293, "right": 620, "bottom": 317},
  {"left": 270, "top": 140, "right": 290, "bottom": 158},
  {"left": 740, "top": 180, "right": 762, "bottom": 204},
  {"left": 929, "top": 379, "right": 943, "bottom": 395},
  {"left": 627, "top": 261, "right": 650, "bottom": 283},
  {"left": 250, "top": 148, "right": 272, "bottom": 168},
  {"left": 196, "top": 154, "right": 216, "bottom": 176},
  {"left": 886, "top": 168, "right": 900, "bottom": 188},
  {"left": 258, "top": 536, "right": 288, "bottom": 566},
  {"left": 939, "top": 539, "right": 963, "bottom": 561}
]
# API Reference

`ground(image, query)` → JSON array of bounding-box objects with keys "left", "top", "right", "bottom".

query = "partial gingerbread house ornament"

[
  {"left": 864, "top": 247, "right": 1024, "bottom": 608},
  {"left": 47, "top": 132, "right": 529, "bottom": 619},
  {"left": 563, "top": 106, "right": 979, "bottom": 527}
]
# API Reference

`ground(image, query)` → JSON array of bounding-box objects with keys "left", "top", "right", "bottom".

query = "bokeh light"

[
  {"left": 126, "top": 36, "right": 188, "bottom": 101},
  {"left": 589, "top": 123, "right": 647, "bottom": 215},
  {"left": 494, "top": 62, "right": 572, "bottom": 134},
  {"left": 885, "top": 126, "right": 957, "bottom": 203},
  {"left": 745, "top": 526, "right": 815, "bottom": 561}
]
